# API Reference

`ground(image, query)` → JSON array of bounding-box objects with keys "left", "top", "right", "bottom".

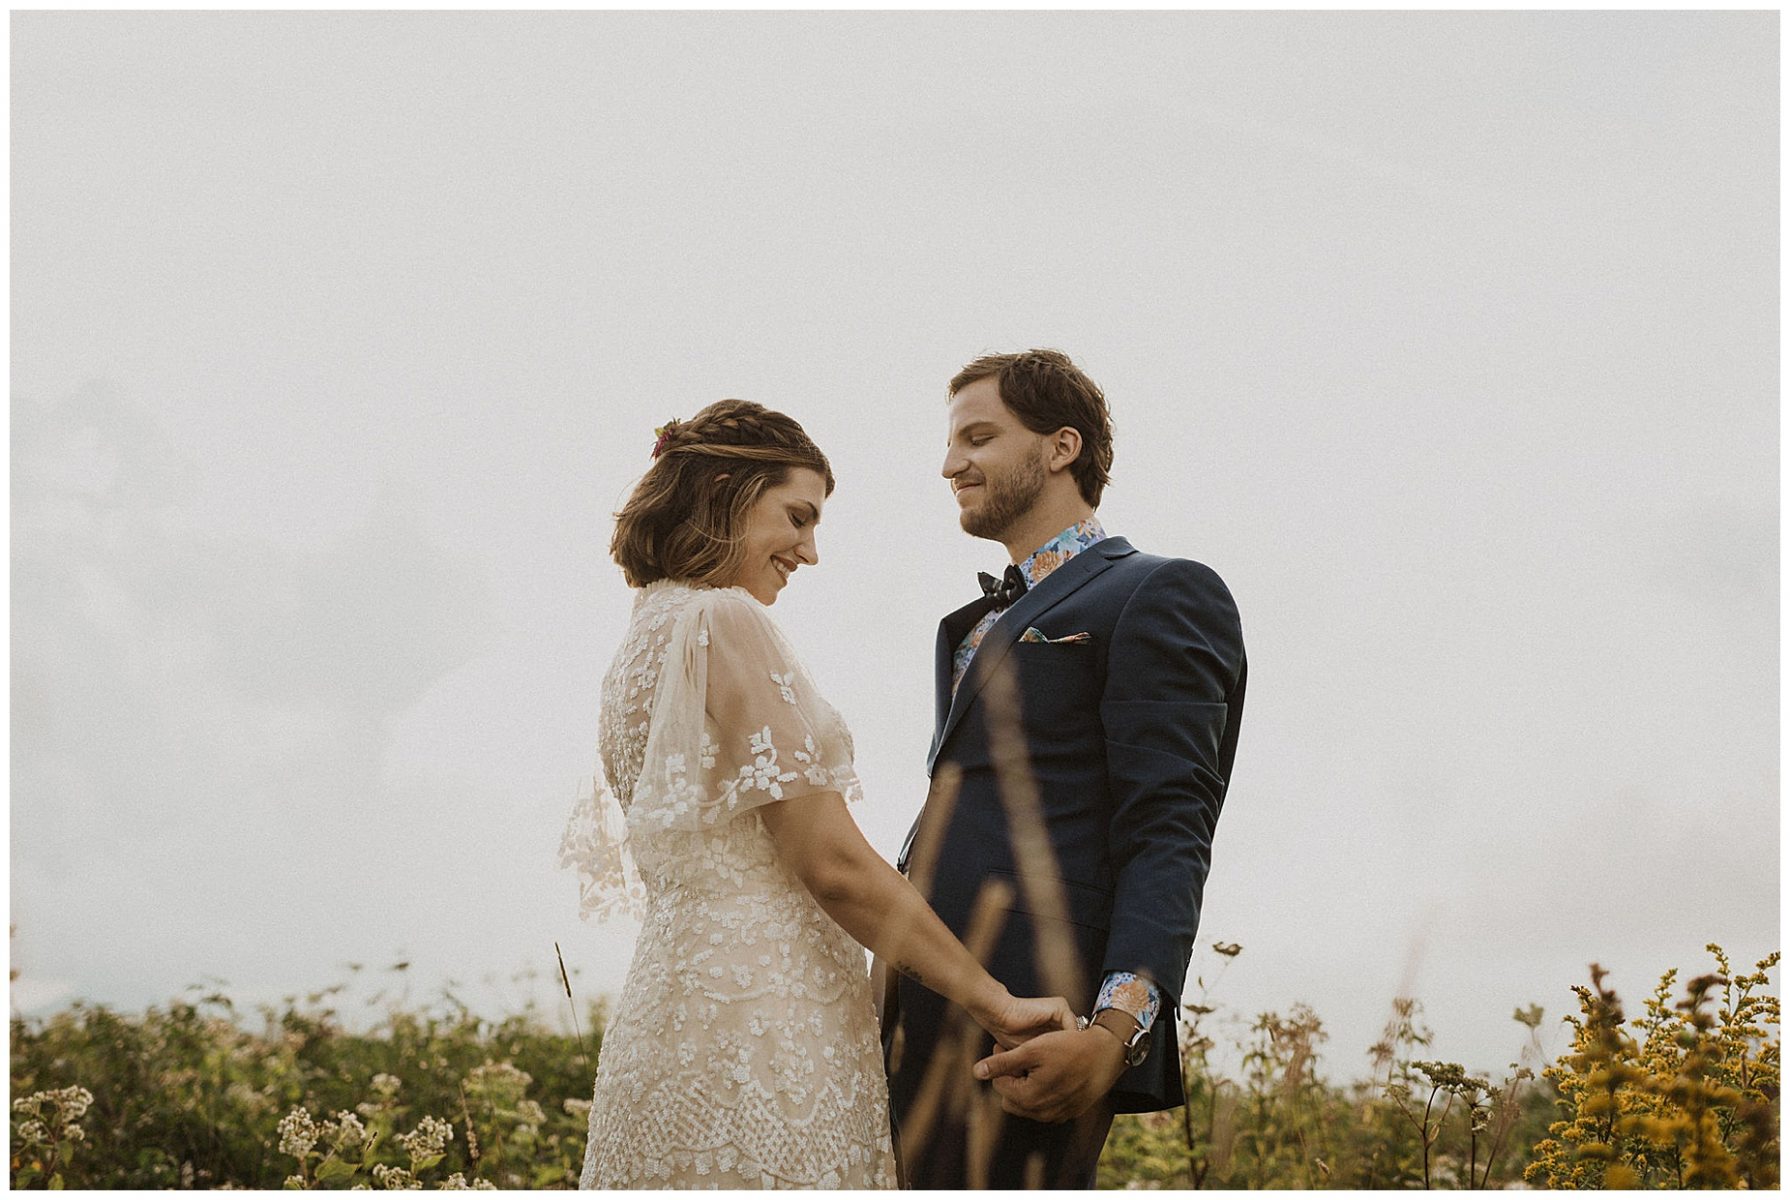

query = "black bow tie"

[{"left": 978, "top": 565, "right": 1028, "bottom": 611}]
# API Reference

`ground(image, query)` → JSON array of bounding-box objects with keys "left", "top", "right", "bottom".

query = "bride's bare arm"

[{"left": 758, "top": 792, "right": 1073, "bottom": 1045}]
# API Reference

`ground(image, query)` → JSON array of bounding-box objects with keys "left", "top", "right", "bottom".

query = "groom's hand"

[{"left": 971, "top": 1028, "right": 1128, "bottom": 1123}]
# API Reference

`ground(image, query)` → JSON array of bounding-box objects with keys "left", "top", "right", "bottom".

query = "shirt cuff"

[{"left": 1095, "top": 971, "right": 1161, "bottom": 1035}]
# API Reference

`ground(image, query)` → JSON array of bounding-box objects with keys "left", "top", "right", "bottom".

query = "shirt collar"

[{"left": 1016, "top": 516, "right": 1107, "bottom": 589}]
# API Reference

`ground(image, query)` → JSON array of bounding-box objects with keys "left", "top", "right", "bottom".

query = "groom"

[{"left": 880, "top": 349, "right": 1247, "bottom": 1188}]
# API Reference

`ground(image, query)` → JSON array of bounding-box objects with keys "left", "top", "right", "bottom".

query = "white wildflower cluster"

[
  {"left": 277, "top": 1108, "right": 320, "bottom": 1160},
  {"left": 370, "top": 1163, "right": 422, "bottom": 1190},
  {"left": 13, "top": 1084, "right": 95, "bottom": 1125},
  {"left": 562, "top": 1097, "right": 592, "bottom": 1118},
  {"left": 56, "top": 1085, "right": 94, "bottom": 1119},
  {"left": 16, "top": 1119, "right": 49, "bottom": 1144},
  {"left": 440, "top": 1174, "right": 496, "bottom": 1191},
  {"left": 370, "top": 1073, "right": 402, "bottom": 1099},
  {"left": 226, "top": 1081, "right": 273, "bottom": 1116},
  {"left": 464, "top": 1060, "right": 533, "bottom": 1099},
  {"left": 319, "top": 1109, "right": 368, "bottom": 1152},
  {"left": 395, "top": 1114, "right": 454, "bottom": 1167},
  {"left": 516, "top": 1099, "right": 546, "bottom": 1126}
]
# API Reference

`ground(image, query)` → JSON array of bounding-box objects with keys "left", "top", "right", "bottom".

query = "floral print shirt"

[
  {"left": 951, "top": 517, "right": 1110, "bottom": 690},
  {"left": 952, "top": 517, "right": 1163, "bottom": 1037}
]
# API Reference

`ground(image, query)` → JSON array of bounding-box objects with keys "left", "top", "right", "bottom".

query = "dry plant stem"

[
  {"left": 966, "top": 1087, "right": 1005, "bottom": 1188},
  {"left": 899, "top": 879, "right": 1014, "bottom": 1161},
  {"left": 458, "top": 1082, "right": 479, "bottom": 1175},
  {"left": 977, "top": 658, "right": 1082, "bottom": 1000},
  {"left": 552, "top": 941, "right": 589, "bottom": 1072},
  {"left": 1420, "top": 1086, "right": 1455, "bottom": 1189},
  {"left": 1180, "top": 1087, "right": 1200, "bottom": 1187},
  {"left": 1477, "top": 1075, "right": 1523, "bottom": 1188},
  {"left": 876, "top": 762, "right": 962, "bottom": 1050},
  {"left": 905, "top": 763, "right": 962, "bottom": 902}
]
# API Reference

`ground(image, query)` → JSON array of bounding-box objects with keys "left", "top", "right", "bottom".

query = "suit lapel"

[
  {"left": 933, "top": 596, "right": 992, "bottom": 752},
  {"left": 927, "top": 537, "right": 1137, "bottom": 774}
]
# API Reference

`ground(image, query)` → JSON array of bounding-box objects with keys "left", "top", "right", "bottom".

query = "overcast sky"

[{"left": 11, "top": 11, "right": 1777, "bottom": 1080}]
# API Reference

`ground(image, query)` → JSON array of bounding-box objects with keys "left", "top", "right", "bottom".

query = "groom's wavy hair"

[
  {"left": 611, "top": 399, "right": 836, "bottom": 589},
  {"left": 949, "top": 348, "right": 1115, "bottom": 507}
]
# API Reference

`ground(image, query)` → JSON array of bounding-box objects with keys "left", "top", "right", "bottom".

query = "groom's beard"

[{"left": 960, "top": 445, "right": 1048, "bottom": 542}]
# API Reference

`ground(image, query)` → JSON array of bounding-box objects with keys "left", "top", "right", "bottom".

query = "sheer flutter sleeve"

[
  {"left": 559, "top": 771, "right": 648, "bottom": 922},
  {"left": 568, "top": 587, "right": 861, "bottom": 915},
  {"left": 633, "top": 589, "right": 860, "bottom": 846}
]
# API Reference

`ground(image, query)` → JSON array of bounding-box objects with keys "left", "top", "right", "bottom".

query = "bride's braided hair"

[{"left": 611, "top": 399, "right": 835, "bottom": 589}]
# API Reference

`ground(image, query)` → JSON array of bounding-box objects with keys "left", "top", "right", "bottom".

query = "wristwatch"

[{"left": 1079, "top": 1008, "right": 1149, "bottom": 1067}]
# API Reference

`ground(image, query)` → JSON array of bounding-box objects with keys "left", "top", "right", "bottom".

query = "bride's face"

[{"left": 731, "top": 467, "right": 827, "bottom": 605}]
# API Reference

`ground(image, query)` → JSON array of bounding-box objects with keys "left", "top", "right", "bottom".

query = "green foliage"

[
  {"left": 9, "top": 984, "right": 604, "bottom": 1189},
  {"left": 10, "top": 945, "right": 1774, "bottom": 1189},
  {"left": 1095, "top": 946, "right": 1554, "bottom": 1190}
]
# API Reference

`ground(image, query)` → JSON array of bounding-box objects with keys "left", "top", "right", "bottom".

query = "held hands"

[
  {"left": 971, "top": 1026, "right": 1130, "bottom": 1123},
  {"left": 972, "top": 989, "right": 1079, "bottom": 1051}
]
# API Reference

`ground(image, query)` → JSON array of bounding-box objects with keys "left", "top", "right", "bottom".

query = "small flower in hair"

[{"left": 651, "top": 419, "right": 681, "bottom": 459}]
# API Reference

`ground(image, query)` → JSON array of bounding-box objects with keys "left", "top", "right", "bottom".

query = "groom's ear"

[{"left": 1046, "top": 426, "right": 1083, "bottom": 474}]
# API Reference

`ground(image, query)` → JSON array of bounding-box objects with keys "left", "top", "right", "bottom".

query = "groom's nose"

[{"left": 941, "top": 448, "right": 966, "bottom": 480}]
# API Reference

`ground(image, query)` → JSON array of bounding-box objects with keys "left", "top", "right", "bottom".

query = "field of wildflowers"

[{"left": 9, "top": 942, "right": 1775, "bottom": 1189}]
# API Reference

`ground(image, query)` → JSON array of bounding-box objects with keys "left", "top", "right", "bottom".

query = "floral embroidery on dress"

[
  {"left": 560, "top": 580, "right": 896, "bottom": 1190},
  {"left": 739, "top": 728, "right": 799, "bottom": 799}
]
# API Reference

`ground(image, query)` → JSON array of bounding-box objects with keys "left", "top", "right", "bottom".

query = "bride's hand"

[{"left": 978, "top": 991, "right": 1079, "bottom": 1050}]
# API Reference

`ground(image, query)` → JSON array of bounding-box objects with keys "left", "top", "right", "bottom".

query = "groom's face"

[{"left": 943, "top": 377, "right": 1049, "bottom": 541}]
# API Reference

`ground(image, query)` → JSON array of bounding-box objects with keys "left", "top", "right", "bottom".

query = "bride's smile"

[{"left": 731, "top": 468, "right": 826, "bottom": 605}]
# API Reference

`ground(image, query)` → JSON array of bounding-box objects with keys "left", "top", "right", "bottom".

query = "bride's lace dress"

[{"left": 560, "top": 580, "right": 898, "bottom": 1189}]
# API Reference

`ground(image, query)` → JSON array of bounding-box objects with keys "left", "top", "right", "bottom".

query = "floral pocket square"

[{"left": 1019, "top": 627, "right": 1092, "bottom": 645}]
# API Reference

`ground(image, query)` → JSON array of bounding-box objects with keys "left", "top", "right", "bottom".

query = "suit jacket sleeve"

[{"left": 1098, "top": 557, "right": 1245, "bottom": 1006}]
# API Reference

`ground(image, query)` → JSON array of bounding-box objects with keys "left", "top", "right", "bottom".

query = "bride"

[{"left": 560, "top": 400, "right": 1074, "bottom": 1188}]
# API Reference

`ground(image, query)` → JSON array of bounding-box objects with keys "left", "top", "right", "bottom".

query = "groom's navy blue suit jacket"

[{"left": 886, "top": 536, "right": 1246, "bottom": 1115}]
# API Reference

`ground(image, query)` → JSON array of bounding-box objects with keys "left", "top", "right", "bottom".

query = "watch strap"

[{"left": 1087, "top": 1008, "right": 1149, "bottom": 1067}]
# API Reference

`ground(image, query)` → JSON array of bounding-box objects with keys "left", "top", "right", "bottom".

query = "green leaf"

[
  {"left": 49, "top": 1173, "right": 64, "bottom": 1190},
  {"left": 315, "top": 1156, "right": 356, "bottom": 1182},
  {"left": 413, "top": 1153, "right": 445, "bottom": 1172}
]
